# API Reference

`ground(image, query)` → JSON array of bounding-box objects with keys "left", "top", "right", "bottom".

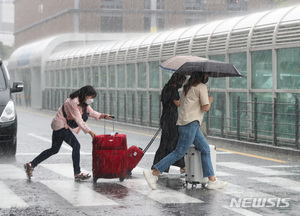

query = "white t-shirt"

[{"left": 176, "top": 83, "right": 209, "bottom": 126}]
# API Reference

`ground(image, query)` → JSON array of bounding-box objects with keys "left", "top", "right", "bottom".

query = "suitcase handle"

[
  {"left": 143, "top": 128, "right": 161, "bottom": 155},
  {"left": 110, "top": 132, "right": 118, "bottom": 136},
  {"left": 104, "top": 116, "right": 115, "bottom": 134}
]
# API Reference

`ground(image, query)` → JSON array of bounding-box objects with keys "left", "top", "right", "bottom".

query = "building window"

[
  {"left": 78, "top": 68, "right": 84, "bottom": 87},
  {"left": 100, "top": 66, "right": 107, "bottom": 87},
  {"left": 251, "top": 50, "right": 272, "bottom": 89},
  {"left": 117, "top": 64, "right": 125, "bottom": 88},
  {"left": 66, "top": 69, "right": 71, "bottom": 87},
  {"left": 209, "top": 55, "right": 226, "bottom": 89},
  {"left": 61, "top": 70, "right": 66, "bottom": 87},
  {"left": 186, "top": 0, "right": 206, "bottom": 10},
  {"left": 108, "top": 65, "right": 115, "bottom": 88},
  {"left": 144, "top": 16, "right": 151, "bottom": 32},
  {"left": 56, "top": 70, "right": 60, "bottom": 87},
  {"left": 277, "top": 47, "right": 300, "bottom": 90},
  {"left": 137, "top": 63, "right": 147, "bottom": 88},
  {"left": 149, "top": 61, "right": 159, "bottom": 89},
  {"left": 100, "top": 0, "right": 123, "bottom": 9},
  {"left": 229, "top": 52, "right": 247, "bottom": 89},
  {"left": 92, "top": 67, "right": 99, "bottom": 88},
  {"left": 144, "top": 0, "right": 164, "bottom": 10},
  {"left": 72, "top": 68, "right": 78, "bottom": 88},
  {"left": 127, "top": 64, "right": 136, "bottom": 88},
  {"left": 156, "top": 0, "right": 165, "bottom": 10},
  {"left": 101, "top": 16, "right": 123, "bottom": 32},
  {"left": 227, "top": 0, "right": 247, "bottom": 11},
  {"left": 144, "top": 0, "right": 151, "bottom": 9},
  {"left": 157, "top": 17, "right": 165, "bottom": 31}
]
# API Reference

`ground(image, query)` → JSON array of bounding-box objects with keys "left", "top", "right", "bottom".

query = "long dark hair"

[
  {"left": 70, "top": 85, "right": 97, "bottom": 106},
  {"left": 183, "top": 72, "right": 206, "bottom": 95},
  {"left": 167, "top": 73, "right": 186, "bottom": 86}
]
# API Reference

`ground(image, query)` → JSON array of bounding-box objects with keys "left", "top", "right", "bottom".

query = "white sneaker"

[
  {"left": 206, "top": 178, "right": 228, "bottom": 190},
  {"left": 143, "top": 170, "right": 158, "bottom": 190}
]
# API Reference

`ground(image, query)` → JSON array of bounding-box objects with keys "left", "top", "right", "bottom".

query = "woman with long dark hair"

[
  {"left": 152, "top": 73, "right": 186, "bottom": 173},
  {"left": 24, "top": 85, "right": 112, "bottom": 181},
  {"left": 144, "top": 72, "right": 227, "bottom": 190}
]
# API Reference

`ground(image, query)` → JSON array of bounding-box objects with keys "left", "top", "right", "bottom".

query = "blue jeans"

[
  {"left": 154, "top": 121, "right": 215, "bottom": 178},
  {"left": 30, "top": 128, "right": 81, "bottom": 175}
]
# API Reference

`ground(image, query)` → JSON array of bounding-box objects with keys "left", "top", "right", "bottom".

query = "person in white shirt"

[{"left": 143, "top": 72, "right": 228, "bottom": 190}]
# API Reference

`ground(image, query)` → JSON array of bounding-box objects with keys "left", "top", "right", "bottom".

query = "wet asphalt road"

[{"left": 0, "top": 107, "right": 300, "bottom": 216}]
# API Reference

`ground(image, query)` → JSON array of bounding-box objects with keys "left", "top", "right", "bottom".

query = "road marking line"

[
  {"left": 216, "top": 151, "right": 235, "bottom": 154},
  {"left": 118, "top": 178, "right": 203, "bottom": 204},
  {"left": 40, "top": 164, "right": 91, "bottom": 179},
  {"left": 216, "top": 183, "right": 277, "bottom": 198},
  {"left": 0, "top": 164, "right": 26, "bottom": 179},
  {"left": 216, "top": 171, "right": 235, "bottom": 176},
  {"left": 218, "top": 162, "right": 298, "bottom": 176},
  {"left": 250, "top": 177, "right": 300, "bottom": 192},
  {"left": 0, "top": 181, "right": 29, "bottom": 208},
  {"left": 133, "top": 166, "right": 234, "bottom": 177},
  {"left": 222, "top": 206, "right": 263, "bottom": 216},
  {"left": 217, "top": 148, "right": 287, "bottom": 163},
  {"left": 262, "top": 165, "right": 300, "bottom": 168},
  {"left": 41, "top": 180, "right": 118, "bottom": 206},
  {"left": 28, "top": 133, "right": 89, "bottom": 154}
]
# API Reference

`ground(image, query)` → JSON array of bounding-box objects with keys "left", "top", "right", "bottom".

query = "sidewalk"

[{"left": 208, "top": 136, "right": 300, "bottom": 157}]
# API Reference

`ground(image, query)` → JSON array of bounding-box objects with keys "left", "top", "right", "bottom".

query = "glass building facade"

[{"left": 8, "top": 5, "right": 300, "bottom": 147}]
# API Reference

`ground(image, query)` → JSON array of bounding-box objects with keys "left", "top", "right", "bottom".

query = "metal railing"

[
  {"left": 207, "top": 96, "right": 300, "bottom": 149},
  {"left": 41, "top": 89, "right": 300, "bottom": 149}
]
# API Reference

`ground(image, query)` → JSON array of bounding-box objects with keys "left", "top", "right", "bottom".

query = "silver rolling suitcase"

[{"left": 184, "top": 144, "right": 216, "bottom": 189}]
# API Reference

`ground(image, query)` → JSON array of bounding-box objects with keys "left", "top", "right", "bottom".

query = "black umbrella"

[{"left": 175, "top": 60, "right": 243, "bottom": 77}]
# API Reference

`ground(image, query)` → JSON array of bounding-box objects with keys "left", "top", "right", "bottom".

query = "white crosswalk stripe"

[
  {"left": 40, "top": 180, "right": 118, "bottom": 206},
  {"left": 42, "top": 164, "right": 203, "bottom": 204},
  {"left": 218, "top": 162, "right": 299, "bottom": 176},
  {"left": 216, "top": 183, "right": 277, "bottom": 198},
  {"left": 0, "top": 164, "right": 26, "bottom": 179},
  {"left": 222, "top": 206, "right": 263, "bottom": 216},
  {"left": 0, "top": 181, "right": 29, "bottom": 208},
  {"left": 118, "top": 178, "right": 203, "bottom": 204},
  {"left": 249, "top": 177, "right": 300, "bottom": 192},
  {"left": 0, "top": 162, "right": 298, "bottom": 212},
  {"left": 40, "top": 164, "right": 91, "bottom": 179}
]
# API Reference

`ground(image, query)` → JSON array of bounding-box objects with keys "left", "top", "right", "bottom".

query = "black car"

[{"left": 0, "top": 59, "right": 23, "bottom": 156}]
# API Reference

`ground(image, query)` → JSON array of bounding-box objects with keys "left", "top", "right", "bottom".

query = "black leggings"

[{"left": 30, "top": 128, "right": 81, "bottom": 175}]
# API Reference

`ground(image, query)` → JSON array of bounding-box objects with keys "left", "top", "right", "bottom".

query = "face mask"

[{"left": 85, "top": 98, "right": 94, "bottom": 105}]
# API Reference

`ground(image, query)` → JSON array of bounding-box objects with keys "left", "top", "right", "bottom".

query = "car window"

[{"left": 0, "top": 66, "right": 7, "bottom": 90}]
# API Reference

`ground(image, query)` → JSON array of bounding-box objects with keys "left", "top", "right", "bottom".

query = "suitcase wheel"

[
  {"left": 192, "top": 183, "right": 197, "bottom": 189},
  {"left": 183, "top": 181, "right": 188, "bottom": 188},
  {"left": 126, "top": 170, "right": 132, "bottom": 178},
  {"left": 93, "top": 177, "right": 98, "bottom": 183},
  {"left": 119, "top": 177, "right": 125, "bottom": 182}
]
